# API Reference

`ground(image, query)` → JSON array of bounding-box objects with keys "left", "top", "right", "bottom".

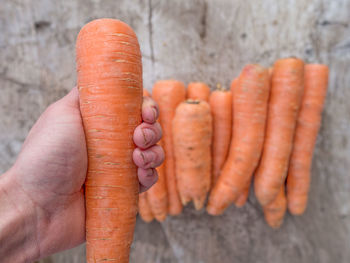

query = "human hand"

[{"left": 0, "top": 87, "right": 163, "bottom": 261}]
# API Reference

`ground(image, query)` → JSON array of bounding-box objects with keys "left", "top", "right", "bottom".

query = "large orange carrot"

[
  {"left": 287, "top": 64, "right": 329, "bottom": 215},
  {"left": 209, "top": 88, "right": 232, "bottom": 186},
  {"left": 138, "top": 192, "right": 154, "bottom": 222},
  {"left": 173, "top": 100, "right": 212, "bottom": 210},
  {"left": 152, "top": 80, "right": 186, "bottom": 215},
  {"left": 187, "top": 82, "right": 211, "bottom": 101},
  {"left": 147, "top": 141, "right": 168, "bottom": 221},
  {"left": 207, "top": 64, "right": 270, "bottom": 215},
  {"left": 263, "top": 185, "right": 287, "bottom": 228},
  {"left": 76, "top": 19, "right": 142, "bottom": 263},
  {"left": 254, "top": 58, "right": 304, "bottom": 207}
]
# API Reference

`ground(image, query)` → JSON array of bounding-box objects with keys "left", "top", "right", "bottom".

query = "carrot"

[
  {"left": 187, "top": 82, "right": 211, "bottom": 101},
  {"left": 234, "top": 66, "right": 273, "bottom": 208},
  {"left": 138, "top": 192, "right": 154, "bottom": 222},
  {"left": 263, "top": 185, "right": 287, "bottom": 228},
  {"left": 76, "top": 19, "right": 142, "bottom": 263},
  {"left": 146, "top": 140, "right": 168, "bottom": 221},
  {"left": 173, "top": 100, "right": 212, "bottom": 210},
  {"left": 143, "top": 89, "right": 151, "bottom": 97},
  {"left": 207, "top": 64, "right": 270, "bottom": 215},
  {"left": 152, "top": 80, "right": 186, "bottom": 215},
  {"left": 287, "top": 64, "right": 329, "bottom": 215},
  {"left": 209, "top": 88, "right": 232, "bottom": 186},
  {"left": 254, "top": 58, "right": 304, "bottom": 207}
]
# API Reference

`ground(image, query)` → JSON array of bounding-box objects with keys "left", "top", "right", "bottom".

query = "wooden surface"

[{"left": 1, "top": 0, "right": 350, "bottom": 262}]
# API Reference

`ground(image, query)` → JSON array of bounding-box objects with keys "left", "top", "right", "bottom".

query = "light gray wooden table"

[{"left": 1, "top": 0, "right": 350, "bottom": 262}]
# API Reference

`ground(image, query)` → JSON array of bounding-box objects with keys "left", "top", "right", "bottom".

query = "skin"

[{"left": 0, "top": 87, "right": 164, "bottom": 262}]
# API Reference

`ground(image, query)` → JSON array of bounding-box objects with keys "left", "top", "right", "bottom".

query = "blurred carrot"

[
  {"left": 152, "top": 80, "right": 186, "bottom": 215},
  {"left": 287, "top": 64, "right": 329, "bottom": 215},
  {"left": 173, "top": 100, "right": 212, "bottom": 210},
  {"left": 254, "top": 58, "right": 304, "bottom": 207},
  {"left": 207, "top": 64, "right": 270, "bottom": 215},
  {"left": 138, "top": 192, "right": 154, "bottom": 222},
  {"left": 209, "top": 87, "right": 232, "bottom": 186},
  {"left": 187, "top": 82, "right": 211, "bottom": 101},
  {"left": 147, "top": 141, "right": 168, "bottom": 221}
]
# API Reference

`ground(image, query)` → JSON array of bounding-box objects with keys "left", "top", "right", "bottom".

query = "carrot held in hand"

[
  {"left": 76, "top": 19, "right": 142, "bottom": 263},
  {"left": 263, "top": 185, "right": 287, "bottom": 228},
  {"left": 143, "top": 89, "right": 151, "bottom": 97},
  {"left": 209, "top": 88, "right": 232, "bottom": 186},
  {"left": 254, "top": 58, "right": 304, "bottom": 207},
  {"left": 287, "top": 64, "right": 329, "bottom": 215},
  {"left": 147, "top": 140, "right": 168, "bottom": 221},
  {"left": 187, "top": 82, "right": 211, "bottom": 101},
  {"left": 152, "top": 80, "right": 186, "bottom": 215},
  {"left": 207, "top": 64, "right": 270, "bottom": 215},
  {"left": 138, "top": 192, "right": 154, "bottom": 222},
  {"left": 173, "top": 100, "right": 212, "bottom": 210}
]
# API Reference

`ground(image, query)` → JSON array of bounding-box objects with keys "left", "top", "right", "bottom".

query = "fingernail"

[
  {"left": 142, "top": 151, "right": 156, "bottom": 166},
  {"left": 142, "top": 128, "right": 155, "bottom": 145},
  {"left": 146, "top": 168, "right": 154, "bottom": 177}
]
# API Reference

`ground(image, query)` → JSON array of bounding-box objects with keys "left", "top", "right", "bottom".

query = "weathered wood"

[{"left": 1, "top": 0, "right": 350, "bottom": 262}]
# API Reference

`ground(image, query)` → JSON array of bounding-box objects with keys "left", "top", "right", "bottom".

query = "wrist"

[{"left": 0, "top": 169, "right": 40, "bottom": 262}]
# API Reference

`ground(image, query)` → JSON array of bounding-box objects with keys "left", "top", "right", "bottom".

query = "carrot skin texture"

[
  {"left": 187, "top": 82, "right": 211, "bottom": 102},
  {"left": 207, "top": 65, "right": 270, "bottom": 215},
  {"left": 254, "top": 58, "right": 304, "bottom": 207},
  {"left": 76, "top": 19, "right": 142, "bottom": 263},
  {"left": 209, "top": 90, "right": 232, "bottom": 186},
  {"left": 152, "top": 80, "right": 186, "bottom": 215},
  {"left": 147, "top": 143, "right": 168, "bottom": 221},
  {"left": 287, "top": 64, "right": 329, "bottom": 215},
  {"left": 138, "top": 192, "right": 154, "bottom": 222},
  {"left": 173, "top": 100, "right": 212, "bottom": 210}
]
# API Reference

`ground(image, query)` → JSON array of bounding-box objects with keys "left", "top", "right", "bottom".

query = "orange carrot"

[
  {"left": 76, "top": 19, "right": 142, "bottom": 263},
  {"left": 152, "top": 80, "right": 186, "bottom": 215},
  {"left": 209, "top": 88, "right": 232, "bottom": 186},
  {"left": 207, "top": 64, "right": 270, "bottom": 215},
  {"left": 143, "top": 89, "right": 151, "bottom": 97},
  {"left": 147, "top": 141, "right": 168, "bottom": 221},
  {"left": 254, "top": 58, "right": 304, "bottom": 207},
  {"left": 187, "top": 82, "right": 211, "bottom": 101},
  {"left": 263, "top": 185, "right": 287, "bottom": 228},
  {"left": 234, "top": 66, "right": 273, "bottom": 208},
  {"left": 287, "top": 64, "right": 329, "bottom": 215},
  {"left": 138, "top": 192, "right": 154, "bottom": 222},
  {"left": 173, "top": 100, "right": 212, "bottom": 210}
]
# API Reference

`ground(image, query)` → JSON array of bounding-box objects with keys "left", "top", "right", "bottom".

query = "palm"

[{"left": 13, "top": 94, "right": 87, "bottom": 250}]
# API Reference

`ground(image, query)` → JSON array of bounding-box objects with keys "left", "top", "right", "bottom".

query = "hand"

[{"left": 0, "top": 87, "right": 163, "bottom": 261}]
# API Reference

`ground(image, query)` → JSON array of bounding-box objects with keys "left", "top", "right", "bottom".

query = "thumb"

[{"left": 58, "top": 87, "right": 80, "bottom": 109}]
